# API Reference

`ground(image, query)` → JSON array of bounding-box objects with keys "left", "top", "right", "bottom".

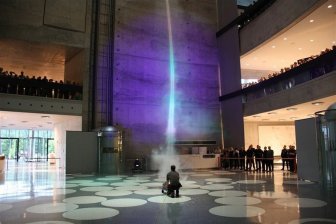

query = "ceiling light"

[
  {"left": 21, "top": 121, "right": 28, "bottom": 123},
  {"left": 271, "top": 45, "right": 276, "bottom": 48},
  {"left": 298, "top": 47, "right": 302, "bottom": 50},
  {"left": 290, "top": 117, "right": 298, "bottom": 120},
  {"left": 41, "top": 115, "right": 50, "bottom": 118},
  {"left": 312, "top": 102, "right": 324, "bottom": 105},
  {"left": 333, "top": 41, "right": 336, "bottom": 44},
  {"left": 327, "top": 4, "right": 332, "bottom": 8},
  {"left": 286, "top": 108, "right": 297, "bottom": 111},
  {"left": 1, "top": 126, "right": 7, "bottom": 128},
  {"left": 309, "top": 39, "right": 314, "bottom": 42},
  {"left": 9, "top": 124, "right": 15, "bottom": 126},
  {"left": 307, "top": 114, "right": 315, "bottom": 117},
  {"left": 279, "top": 119, "right": 286, "bottom": 121},
  {"left": 47, "top": 122, "right": 52, "bottom": 124},
  {"left": 309, "top": 19, "right": 314, "bottom": 23},
  {"left": 262, "top": 119, "right": 269, "bottom": 121},
  {"left": 252, "top": 115, "right": 261, "bottom": 118},
  {"left": 267, "top": 112, "right": 277, "bottom": 114},
  {"left": 283, "top": 37, "right": 287, "bottom": 41}
]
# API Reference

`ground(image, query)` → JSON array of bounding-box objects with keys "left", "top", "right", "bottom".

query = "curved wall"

[{"left": 239, "top": 0, "right": 324, "bottom": 55}]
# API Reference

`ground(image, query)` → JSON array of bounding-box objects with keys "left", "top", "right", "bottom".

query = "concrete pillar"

[{"left": 217, "top": 0, "right": 245, "bottom": 148}]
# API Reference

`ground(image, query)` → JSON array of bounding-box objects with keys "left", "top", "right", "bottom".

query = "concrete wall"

[
  {"left": 240, "top": 0, "right": 324, "bottom": 55},
  {"left": 54, "top": 117, "right": 82, "bottom": 168},
  {"left": 244, "top": 71, "right": 336, "bottom": 116},
  {"left": 244, "top": 121, "right": 295, "bottom": 155},
  {"left": 0, "top": 0, "right": 90, "bottom": 48},
  {"left": 113, "top": 0, "right": 220, "bottom": 157},
  {"left": 64, "top": 49, "right": 85, "bottom": 84},
  {"left": 217, "top": 0, "right": 245, "bottom": 148},
  {"left": 0, "top": 93, "right": 82, "bottom": 116}
]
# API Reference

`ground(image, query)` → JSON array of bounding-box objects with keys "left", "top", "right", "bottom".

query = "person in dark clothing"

[
  {"left": 255, "top": 145, "right": 263, "bottom": 171},
  {"left": 239, "top": 147, "right": 246, "bottom": 170},
  {"left": 280, "top": 145, "right": 289, "bottom": 170},
  {"left": 166, "top": 165, "right": 182, "bottom": 198}
]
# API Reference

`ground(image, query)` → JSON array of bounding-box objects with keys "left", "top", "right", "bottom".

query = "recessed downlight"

[
  {"left": 262, "top": 119, "right": 269, "bottom": 121},
  {"left": 21, "top": 121, "right": 28, "bottom": 123},
  {"left": 271, "top": 45, "right": 276, "bottom": 48},
  {"left": 327, "top": 4, "right": 332, "bottom": 8},
  {"left": 286, "top": 108, "right": 297, "bottom": 111},
  {"left": 252, "top": 115, "right": 261, "bottom": 118},
  {"left": 290, "top": 117, "right": 298, "bottom": 120},
  {"left": 283, "top": 37, "right": 288, "bottom": 41},
  {"left": 309, "top": 39, "right": 314, "bottom": 42},
  {"left": 267, "top": 112, "right": 277, "bottom": 114},
  {"left": 309, "top": 19, "right": 314, "bottom": 23},
  {"left": 41, "top": 115, "right": 50, "bottom": 118},
  {"left": 307, "top": 114, "right": 315, "bottom": 117}
]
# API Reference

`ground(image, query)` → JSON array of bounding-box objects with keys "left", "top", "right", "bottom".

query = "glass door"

[{"left": 0, "top": 138, "right": 20, "bottom": 161}]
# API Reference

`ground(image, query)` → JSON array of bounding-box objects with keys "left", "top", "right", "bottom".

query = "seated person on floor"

[{"left": 166, "top": 165, "right": 182, "bottom": 198}]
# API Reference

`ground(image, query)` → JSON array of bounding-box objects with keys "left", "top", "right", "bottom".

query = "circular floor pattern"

[
  {"left": 283, "top": 180, "right": 315, "bottom": 185},
  {"left": 26, "top": 203, "right": 78, "bottom": 214},
  {"left": 209, "top": 205, "right": 265, "bottom": 217},
  {"left": 63, "top": 196, "right": 107, "bottom": 205},
  {"left": 252, "top": 191, "right": 297, "bottom": 199},
  {"left": 147, "top": 195, "right": 191, "bottom": 204},
  {"left": 51, "top": 188, "right": 76, "bottom": 195},
  {"left": 205, "top": 178, "right": 232, "bottom": 183},
  {"left": 140, "top": 182, "right": 163, "bottom": 187},
  {"left": 200, "top": 184, "right": 234, "bottom": 190},
  {"left": 124, "top": 179, "right": 150, "bottom": 183},
  {"left": 179, "top": 189, "right": 209, "bottom": 195},
  {"left": 288, "top": 218, "right": 336, "bottom": 224},
  {"left": 181, "top": 184, "right": 202, "bottom": 189},
  {"left": 153, "top": 178, "right": 166, "bottom": 182},
  {"left": 235, "top": 180, "right": 266, "bottom": 184},
  {"left": 115, "top": 185, "right": 148, "bottom": 191},
  {"left": 102, "top": 198, "right": 147, "bottom": 207},
  {"left": 72, "top": 174, "right": 94, "bottom": 178},
  {"left": 80, "top": 186, "right": 114, "bottom": 192},
  {"left": 65, "top": 184, "right": 78, "bottom": 188},
  {"left": 26, "top": 221, "right": 74, "bottom": 224},
  {"left": 63, "top": 207, "right": 119, "bottom": 220},
  {"left": 274, "top": 198, "right": 327, "bottom": 208},
  {"left": 95, "top": 190, "right": 133, "bottom": 197},
  {"left": 126, "top": 176, "right": 151, "bottom": 180},
  {"left": 134, "top": 189, "right": 164, "bottom": 195},
  {"left": 96, "top": 177, "right": 123, "bottom": 181},
  {"left": 215, "top": 196, "right": 261, "bottom": 205},
  {"left": 0, "top": 203, "right": 13, "bottom": 212},
  {"left": 79, "top": 182, "right": 109, "bottom": 187},
  {"left": 105, "top": 175, "right": 128, "bottom": 178},
  {"left": 208, "top": 190, "right": 248, "bottom": 197},
  {"left": 110, "top": 182, "right": 139, "bottom": 187},
  {"left": 180, "top": 180, "right": 197, "bottom": 185},
  {"left": 66, "top": 180, "right": 94, "bottom": 184},
  {"left": 191, "top": 173, "right": 214, "bottom": 177}
]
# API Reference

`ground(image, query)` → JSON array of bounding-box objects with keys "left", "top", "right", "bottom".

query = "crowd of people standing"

[
  {"left": 220, "top": 144, "right": 297, "bottom": 173},
  {"left": 0, "top": 67, "right": 82, "bottom": 100}
]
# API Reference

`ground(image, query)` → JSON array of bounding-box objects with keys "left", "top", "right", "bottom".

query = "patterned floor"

[{"left": 1, "top": 163, "right": 336, "bottom": 224}]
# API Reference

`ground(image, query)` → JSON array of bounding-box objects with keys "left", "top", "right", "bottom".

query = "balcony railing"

[{"left": 219, "top": 49, "right": 336, "bottom": 103}]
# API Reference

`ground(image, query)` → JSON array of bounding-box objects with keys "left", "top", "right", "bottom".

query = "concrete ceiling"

[
  {"left": 0, "top": 39, "right": 81, "bottom": 81},
  {"left": 244, "top": 95, "right": 336, "bottom": 122},
  {"left": 241, "top": 0, "right": 336, "bottom": 79}
]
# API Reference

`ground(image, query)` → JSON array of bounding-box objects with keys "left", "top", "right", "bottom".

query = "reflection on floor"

[{"left": 1, "top": 162, "right": 336, "bottom": 224}]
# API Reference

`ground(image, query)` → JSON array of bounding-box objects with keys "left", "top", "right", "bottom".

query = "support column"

[{"left": 217, "top": 0, "right": 245, "bottom": 148}]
